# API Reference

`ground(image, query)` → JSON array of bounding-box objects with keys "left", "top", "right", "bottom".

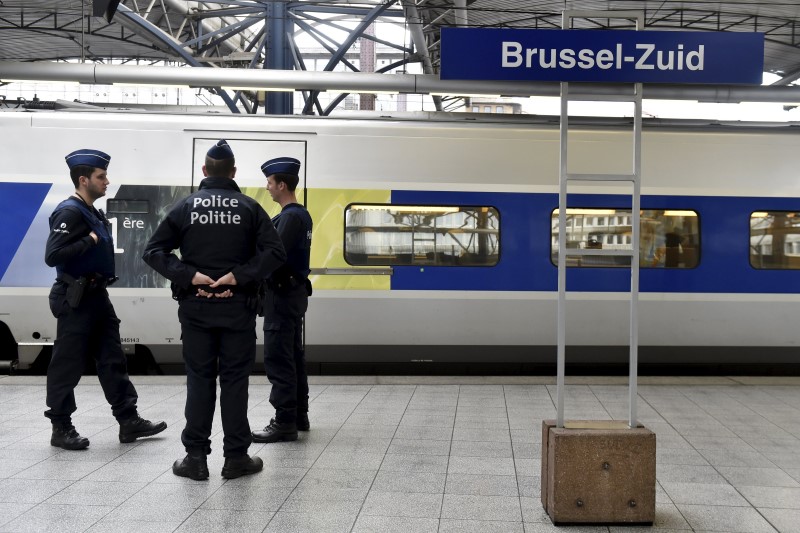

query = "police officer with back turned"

[
  {"left": 45, "top": 149, "right": 167, "bottom": 450},
  {"left": 143, "top": 140, "right": 285, "bottom": 480},
  {"left": 252, "top": 157, "right": 313, "bottom": 444}
]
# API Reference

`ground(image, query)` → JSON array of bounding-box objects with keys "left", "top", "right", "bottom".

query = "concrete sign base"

[{"left": 541, "top": 420, "right": 656, "bottom": 525}]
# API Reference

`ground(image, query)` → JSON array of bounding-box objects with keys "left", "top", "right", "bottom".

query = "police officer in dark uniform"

[
  {"left": 252, "top": 157, "right": 313, "bottom": 444},
  {"left": 143, "top": 140, "right": 285, "bottom": 480},
  {"left": 45, "top": 149, "right": 167, "bottom": 450}
]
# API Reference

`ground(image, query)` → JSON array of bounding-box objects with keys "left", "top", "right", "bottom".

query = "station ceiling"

[{"left": 1, "top": 1, "right": 800, "bottom": 86}]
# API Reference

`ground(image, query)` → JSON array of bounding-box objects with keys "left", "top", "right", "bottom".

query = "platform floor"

[{"left": 0, "top": 375, "right": 799, "bottom": 533}]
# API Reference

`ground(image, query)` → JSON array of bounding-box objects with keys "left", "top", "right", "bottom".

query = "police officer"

[
  {"left": 252, "top": 157, "right": 313, "bottom": 444},
  {"left": 143, "top": 140, "right": 285, "bottom": 480},
  {"left": 45, "top": 149, "right": 167, "bottom": 450}
]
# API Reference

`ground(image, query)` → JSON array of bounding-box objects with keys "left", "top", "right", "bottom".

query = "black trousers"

[
  {"left": 178, "top": 296, "right": 256, "bottom": 457},
  {"left": 45, "top": 283, "right": 138, "bottom": 425},
  {"left": 263, "top": 286, "right": 309, "bottom": 424}
]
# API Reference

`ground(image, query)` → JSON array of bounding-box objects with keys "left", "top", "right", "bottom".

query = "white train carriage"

[{"left": 1, "top": 109, "right": 800, "bottom": 373}]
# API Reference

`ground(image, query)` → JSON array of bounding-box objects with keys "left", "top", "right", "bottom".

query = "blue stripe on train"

[
  {"left": 0, "top": 183, "right": 52, "bottom": 281},
  {"left": 390, "top": 191, "right": 800, "bottom": 293}
]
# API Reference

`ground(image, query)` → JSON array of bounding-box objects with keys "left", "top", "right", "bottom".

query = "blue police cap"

[
  {"left": 261, "top": 157, "right": 300, "bottom": 177},
  {"left": 64, "top": 149, "right": 111, "bottom": 170},
  {"left": 207, "top": 139, "right": 234, "bottom": 160}
]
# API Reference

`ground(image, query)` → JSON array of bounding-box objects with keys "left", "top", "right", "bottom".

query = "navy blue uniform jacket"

[{"left": 142, "top": 177, "right": 286, "bottom": 290}]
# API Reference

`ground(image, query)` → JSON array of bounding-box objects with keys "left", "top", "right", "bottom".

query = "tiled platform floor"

[{"left": 0, "top": 375, "right": 799, "bottom": 532}]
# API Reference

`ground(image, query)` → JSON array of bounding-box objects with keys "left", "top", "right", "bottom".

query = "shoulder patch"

[{"left": 52, "top": 221, "right": 70, "bottom": 234}]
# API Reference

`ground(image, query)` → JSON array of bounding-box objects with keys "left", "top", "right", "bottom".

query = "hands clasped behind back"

[{"left": 192, "top": 271, "right": 237, "bottom": 298}]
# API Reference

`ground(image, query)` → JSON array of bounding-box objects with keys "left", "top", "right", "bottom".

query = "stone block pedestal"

[{"left": 541, "top": 420, "right": 656, "bottom": 525}]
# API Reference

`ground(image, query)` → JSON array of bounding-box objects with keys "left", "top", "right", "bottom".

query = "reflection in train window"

[
  {"left": 344, "top": 204, "right": 500, "bottom": 266},
  {"left": 750, "top": 211, "right": 800, "bottom": 269},
  {"left": 550, "top": 208, "right": 700, "bottom": 268},
  {"left": 106, "top": 199, "right": 149, "bottom": 214}
]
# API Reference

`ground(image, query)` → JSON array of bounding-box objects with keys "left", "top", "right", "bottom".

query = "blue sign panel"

[{"left": 440, "top": 28, "right": 764, "bottom": 84}]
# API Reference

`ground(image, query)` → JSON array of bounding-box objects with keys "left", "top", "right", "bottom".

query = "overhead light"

[
  {"left": 553, "top": 209, "right": 617, "bottom": 215},
  {"left": 430, "top": 93, "right": 504, "bottom": 99},
  {"left": 1, "top": 79, "right": 81, "bottom": 86},
  {"left": 355, "top": 90, "right": 401, "bottom": 95},
  {"left": 751, "top": 212, "right": 770, "bottom": 218},
  {"left": 113, "top": 82, "right": 190, "bottom": 89},
  {"left": 350, "top": 205, "right": 460, "bottom": 214},
  {"left": 220, "top": 86, "right": 323, "bottom": 92},
  {"left": 663, "top": 210, "right": 698, "bottom": 217},
  {"left": 219, "top": 86, "right": 398, "bottom": 94}
]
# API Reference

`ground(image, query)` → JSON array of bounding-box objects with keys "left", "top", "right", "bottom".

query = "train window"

[
  {"left": 550, "top": 208, "right": 700, "bottom": 268},
  {"left": 750, "top": 211, "right": 800, "bottom": 269},
  {"left": 106, "top": 199, "right": 149, "bottom": 214},
  {"left": 344, "top": 204, "right": 500, "bottom": 266}
]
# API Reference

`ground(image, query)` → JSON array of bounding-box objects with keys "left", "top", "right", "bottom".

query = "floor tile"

[
  {"left": 440, "top": 519, "right": 525, "bottom": 532},
  {"left": 759, "top": 508, "right": 800, "bottom": 533},
  {"left": 739, "top": 486, "right": 800, "bottom": 509},
  {"left": 201, "top": 483, "right": 293, "bottom": 511},
  {"left": 661, "top": 482, "right": 751, "bottom": 506},
  {"left": 351, "top": 515, "right": 438, "bottom": 533},
  {"left": 371, "top": 469, "right": 445, "bottom": 494},
  {"left": 0, "top": 502, "right": 34, "bottom": 527},
  {"left": 360, "top": 491, "right": 443, "bottom": 518},
  {"left": 0, "top": 503, "right": 113, "bottom": 533},
  {"left": 0, "top": 478, "right": 73, "bottom": 504},
  {"left": 441, "top": 493, "right": 522, "bottom": 521},
  {"left": 263, "top": 511, "right": 356, "bottom": 533},
  {"left": 288, "top": 467, "right": 375, "bottom": 501},
  {"left": 676, "top": 503, "right": 778, "bottom": 533},
  {"left": 719, "top": 467, "right": 800, "bottom": 489},
  {"left": 445, "top": 473, "right": 519, "bottom": 496},
  {"left": 173, "top": 509, "right": 273, "bottom": 533},
  {"left": 380, "top": 453, "right": 449, "bottom": 473},
  {"left": 45, "top": 480, "right": 145, "bottom": 506}
]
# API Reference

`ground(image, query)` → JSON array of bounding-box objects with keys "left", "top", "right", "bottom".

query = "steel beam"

[
  {"left": 265, "top": 1, "right": 293, "bottom": 114},
  {"left": 114, "top": 4, "right": 240, "bottom": 113},
  {"left": 3, "top": 60, "right": 800, "bottom": 104}
]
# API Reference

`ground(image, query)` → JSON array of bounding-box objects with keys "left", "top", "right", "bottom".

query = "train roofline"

[{"left": 5, "top": 101, "right": 800, "bottom": 134}]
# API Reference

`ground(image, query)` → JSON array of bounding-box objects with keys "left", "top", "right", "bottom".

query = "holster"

[
  {"left": 267, "top": 266, "right": 310, "bottom": 296},
  {"left": 248, "top": 281, "right": 264, "bottom": 316},
  {"left": 65, "top": 276, "right": 88, "bottom": 308},
  {"left": 57, "top": 272, "right": 115, "bottom": 308},
  {"left": 249, "top": 291, "right": 263, "bottom": 315},
  {"left": 170, "top": 283, "right": 189, "bottom": 301}
]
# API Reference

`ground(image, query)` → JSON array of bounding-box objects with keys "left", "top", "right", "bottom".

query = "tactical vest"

[
  {"left": 52, "top": 197, "right": 116, "bottom": 279},
  {"left": 273, "top": 203, "right": 312, "bottom": 278}
]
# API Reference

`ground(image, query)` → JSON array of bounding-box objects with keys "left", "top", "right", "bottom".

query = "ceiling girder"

[{"left": 3, "top": 1, "right": 800, "bottom": 114}]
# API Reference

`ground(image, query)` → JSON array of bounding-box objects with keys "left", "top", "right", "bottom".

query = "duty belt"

[{"left": 57, "top": 273, "right": 118, "bottom": 290}]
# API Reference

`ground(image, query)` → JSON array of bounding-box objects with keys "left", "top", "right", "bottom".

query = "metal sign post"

[
  {"left": 543, "top": 12, "right": 656, "bottom": 525},
  {"left": 556, "top": 10, "right": 643, "bottom": 429}
]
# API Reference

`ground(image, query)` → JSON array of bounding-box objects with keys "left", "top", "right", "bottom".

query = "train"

[{"left": 2, "top": 107, "right": 800, "bottom": 375}]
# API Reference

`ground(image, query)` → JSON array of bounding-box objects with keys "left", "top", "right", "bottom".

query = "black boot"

[
  {"left": 297, "top": 413, "right": 310, "bottom": 431},
  {"left": 252, "top": 419, "right": 298, "bottom": 443},
  {"left": 51, "top": 424, "right": 89, "bottom": 450},
  {"left": 173, "top": 453, "right": 209, "bottom": 481},
  {"left": 221, "top": 455, "right": 264, "bottom": 479},
  {"left": 119, "top": 415, "right": 167, "bottom": 443}
]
